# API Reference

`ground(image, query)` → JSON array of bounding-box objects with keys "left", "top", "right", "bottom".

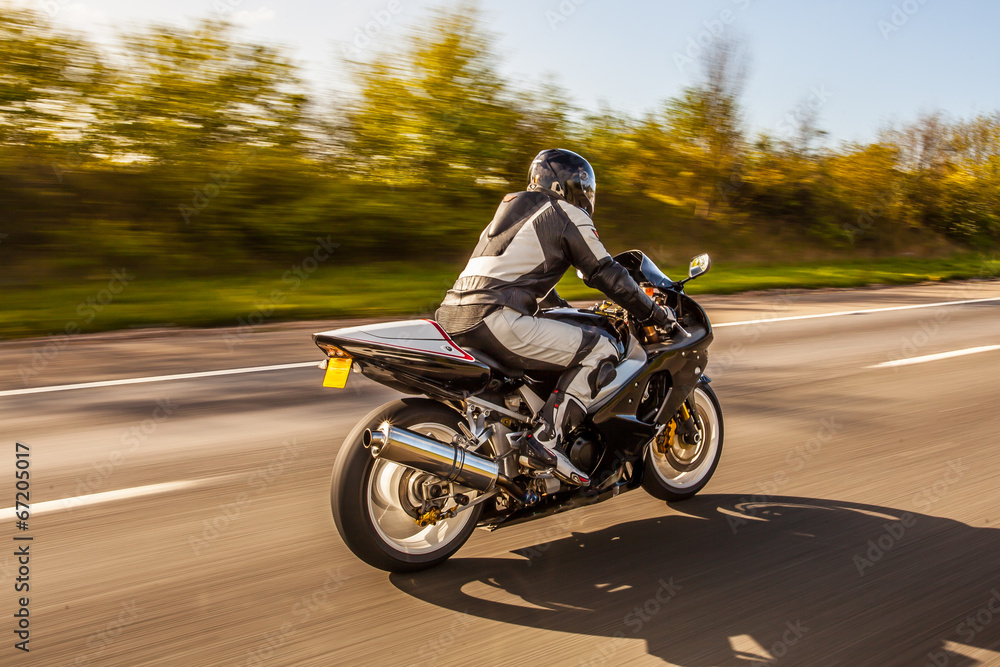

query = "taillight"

[{"left": 319, "top": 343, "right": 351, "bottom": 358}]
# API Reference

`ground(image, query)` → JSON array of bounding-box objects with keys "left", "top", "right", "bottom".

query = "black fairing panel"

[
  {"left": 591, "top": 293, "right": 713, "bottom": 462},
  {"left": 313, "top": 332, "right": 491, "bottom": 397}
]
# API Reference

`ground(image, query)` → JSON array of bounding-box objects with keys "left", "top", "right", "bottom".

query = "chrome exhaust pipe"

[{"left": 363, "top": 423, "right": 532, "bottom": 504}]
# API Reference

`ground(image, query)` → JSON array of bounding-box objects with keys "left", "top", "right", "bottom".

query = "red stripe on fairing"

[
  {"left": 424, "top": 320, "right": 477, "bottom": 361},
  {"left": 336, "top": 321, "right": 477, "bottom": 362}
]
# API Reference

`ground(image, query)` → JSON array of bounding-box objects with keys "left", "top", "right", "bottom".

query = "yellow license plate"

[{"left": 323, "top": 357, "right": 352, "bottom": 388}]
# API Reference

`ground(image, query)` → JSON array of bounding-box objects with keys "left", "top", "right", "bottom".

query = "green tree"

[
  {"left": 0, "top": 6, "right": 102, "bottom": 149},
  {"left": 94, "top": 19, "right": 307, "bottom": 164},
  {"left": 344, "top": 3, "right": 521, "bottom": 192},
  {"left": 663, "top": 38, "right": 748, "bottom": 216}
]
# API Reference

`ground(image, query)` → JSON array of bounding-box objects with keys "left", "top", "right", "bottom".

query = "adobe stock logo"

[
  {"left": 545, "top": 0, "right": 588, "bottom": 32},
  {"left": 341, "top": 1, "right": 406, "bottom": 59},
  {"left": 877, "top": 0, "right": 931, "bottom": 40}
]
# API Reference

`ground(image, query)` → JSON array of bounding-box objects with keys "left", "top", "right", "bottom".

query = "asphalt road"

[{"left": 2, "top": 280, "right": 1000, "bottom": 666}]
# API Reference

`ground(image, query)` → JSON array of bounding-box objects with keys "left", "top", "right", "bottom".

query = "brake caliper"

[
  {"left": 415, "top": 506, "right": 455, "bottom": 527},
  {"left": 656, "top": 419, "right": 677, "bottom": 454}
]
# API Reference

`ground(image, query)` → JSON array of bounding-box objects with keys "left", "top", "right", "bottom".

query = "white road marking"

[
  {"left": 2, "top": 295, "right": 996, "bottom": 520},
  {"left": 0, "top": 361, "right": 319, "bottom": 398},
  {"left": 2, "top": 295, "right": 997, "bottom": 398},
  {"left": 867, "top": 345, "right": 1000, "bottom": 369},
  {"left": 0, "top": 478, "right": 221, "bottom": 520},
  {"left": 713, "top": 296, "right": 1000, "bottom": 328}
]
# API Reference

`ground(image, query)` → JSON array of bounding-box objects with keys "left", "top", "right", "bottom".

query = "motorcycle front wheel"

[
  {"left": 331, "top": 398, "right": 485, "bottom": 572},
  {"left": 641, "top": 385, "right": 724, "bottom": 501}
]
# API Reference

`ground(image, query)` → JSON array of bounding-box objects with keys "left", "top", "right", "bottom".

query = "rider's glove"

[{"left": 642, "top": 304, "right": 678, "bottom": 330}]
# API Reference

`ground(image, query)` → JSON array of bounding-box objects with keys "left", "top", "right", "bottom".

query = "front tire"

[
  {"left": 331, "top": 399, "right": 484, "bottom": 572},
  {"left": 641, "top": 385, "right": 724, "bottom": 501}
]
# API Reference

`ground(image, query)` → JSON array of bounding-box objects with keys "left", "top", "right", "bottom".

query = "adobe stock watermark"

[
  {"left": 955, "top": 589, "right": 1000, "bottom": 647},
  {"left": 516, "top": 453, "right": 639, "bottom": 564},
  {"left": 672, "top": 0, "right": 756, "bottom": 73},
  {"left": 515, "top": 509, "right": 591, "bottom": 564},
  {"left": 912, "top": 459, "right": 964, "bottom": 512},
  {"left": 882, "top": 256, "right": 1000, "bottom": 366},
  {"left": 64, "top": 399, "right": 180, "bottom": 505},
  {"left": 925, "top": 589, "right": 1000, "bottom": 666},
  {"left": 853, "top": 512, "right": 917, "bottom": 577},
  {"left": 189, "top": 438, "right": 304, "bottom": 555},
  {"left": 716, "top": 84, "right": 831, "bottom": 205},
  {"left": 221, "top": 236, "right": 339, "bottom": 351},
  {"left": 706, "top": 290, "right": 798, "bottom": 382},
  {"left": 37, "top": 0, "right": 71, "bottom": 18},
  {"left": 17, "top": 269, "right": 135, "bottom": 385},
  {"left": 854, "top": 458, "right": 963, "bottom": 577},
  {"left": 578, "top": 577, "right": 681, "bottom": 667},
  {"left": 884, "top": 309, "right": 950, "bottom": 369},
  {"left": 843, "top": 179, "right": 904, "bottom": 245},
  {"left": 545, "top": 0, "right": 588, "bottom": 32},
  {"left": 775, "top": 85, "right": 834, "bottom": 138},
  {"left": 340, "top": 1, "right": 405, "bottom": 59},
  {"left": 212, "top": 0, "right": 244, "bottom": 18},
  {"left": 878, "top": 0, "right": 931, "bottom": 41},
  {"left": 241, "top": 567, "right": 350, "bottom": 666},
  {"left": 180, "top": 146, "right": 259, "bottom": 224},
  {"left": 51, "top": 145, "right": 87, "bottom": 184},
  {"left": 716, "top": 163, "right": 747, "bottom": 206},
  {"left": 410, "top": 611, "right": 475, "bottom": 666},
  {"left": 73, "top": 600, "right": 143, "bottom": 667},
  {"left": 728, "top": 416, "right": 843, "bottom": 534},
  {"left": 749, "top": 620, "right": 810, "bottom": 666},
  {"left": 579, "top": 578, "right": 682, "bottom": 666}
]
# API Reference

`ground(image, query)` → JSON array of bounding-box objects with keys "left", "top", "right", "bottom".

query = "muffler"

[{"left": 363, "top": 423, "right": 532, "bottom": 503}]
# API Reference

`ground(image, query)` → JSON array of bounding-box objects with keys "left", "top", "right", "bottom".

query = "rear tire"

[
  {"left": 331, "top": 398, "right": 484, "bottom": 572},
  {"left": 641, "top": 385, "right": 724, "bottom": 502}
]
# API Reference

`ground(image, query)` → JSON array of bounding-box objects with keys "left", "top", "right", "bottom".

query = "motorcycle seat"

[{"left": 463, "top": 348, "right": 525, "bottom": 379}]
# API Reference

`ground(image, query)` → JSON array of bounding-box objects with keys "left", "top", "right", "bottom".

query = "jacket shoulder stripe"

[
  {"left": 458, "top": 202, "right": 553, "bottom": 281},
  {"left": 556, "top": 200, "right": 609, "bottom": 262}
]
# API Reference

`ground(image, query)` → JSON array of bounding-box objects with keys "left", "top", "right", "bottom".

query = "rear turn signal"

[{"left": 318, "top": 343, "right": 351, "bottom": 359}]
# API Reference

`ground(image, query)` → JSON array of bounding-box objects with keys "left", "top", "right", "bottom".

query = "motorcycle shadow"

[{"left": 390, "top": 495, "right": 1000, "bottom": 666}]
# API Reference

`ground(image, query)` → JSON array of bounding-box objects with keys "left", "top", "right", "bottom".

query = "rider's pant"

[{"left": 454, "top": 307, "right": 620, "bottom": 438}]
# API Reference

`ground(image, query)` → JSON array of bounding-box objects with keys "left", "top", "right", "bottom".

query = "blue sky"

[{"left": 28, "top": 0, "right": 1000, "bottom": 144}]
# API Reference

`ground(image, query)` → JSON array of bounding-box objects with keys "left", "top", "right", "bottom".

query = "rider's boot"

[{"left": 522, "top": 390, "right": 592, "bottom": 486}]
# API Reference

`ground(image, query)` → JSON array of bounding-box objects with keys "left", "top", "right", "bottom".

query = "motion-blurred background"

[
  {"left": 1, "top": 0, "right": 999, "bottom": 337},
  {"left": 4, "top": 4, "right": 1000, "bottom": 666}
]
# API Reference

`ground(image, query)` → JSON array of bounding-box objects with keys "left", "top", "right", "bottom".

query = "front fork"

[
  {"left": 673, "top": 399, "right": 703, "bottom": 446},
  {"left": 657, "top": 375, "right": 710, "bottom": 452}
]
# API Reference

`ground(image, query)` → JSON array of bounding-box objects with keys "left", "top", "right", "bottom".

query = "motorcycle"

[{"left": 315, "top": 251, "right": 723, "bottom": 572}]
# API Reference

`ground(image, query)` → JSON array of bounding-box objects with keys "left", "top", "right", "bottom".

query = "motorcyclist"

[{"left": 435, "top": 148, "right": 677, "bottom": 485}]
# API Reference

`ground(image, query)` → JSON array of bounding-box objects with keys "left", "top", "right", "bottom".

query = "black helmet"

[{"left": 527, "top": 148, "right": 597, "bottom": 217}]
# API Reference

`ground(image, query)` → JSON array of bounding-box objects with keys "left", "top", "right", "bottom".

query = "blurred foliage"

[
  {"left": 4, "top": 254, "right": 997, "bottom": 339},
  {"left": 1, "top": 1, "right": 998, "bottom": 290},
  {"left": 97, "top": 20, "right": 307, "bottom": 162}
]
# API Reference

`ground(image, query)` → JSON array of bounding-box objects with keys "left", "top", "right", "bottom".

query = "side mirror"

[{"left": 688, "top": 254, "right": 711, "bottom": 280}]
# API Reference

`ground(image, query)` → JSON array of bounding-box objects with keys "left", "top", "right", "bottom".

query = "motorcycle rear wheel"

[{"left": 331, "top": 398, "right": 485, "bottom": 572}]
